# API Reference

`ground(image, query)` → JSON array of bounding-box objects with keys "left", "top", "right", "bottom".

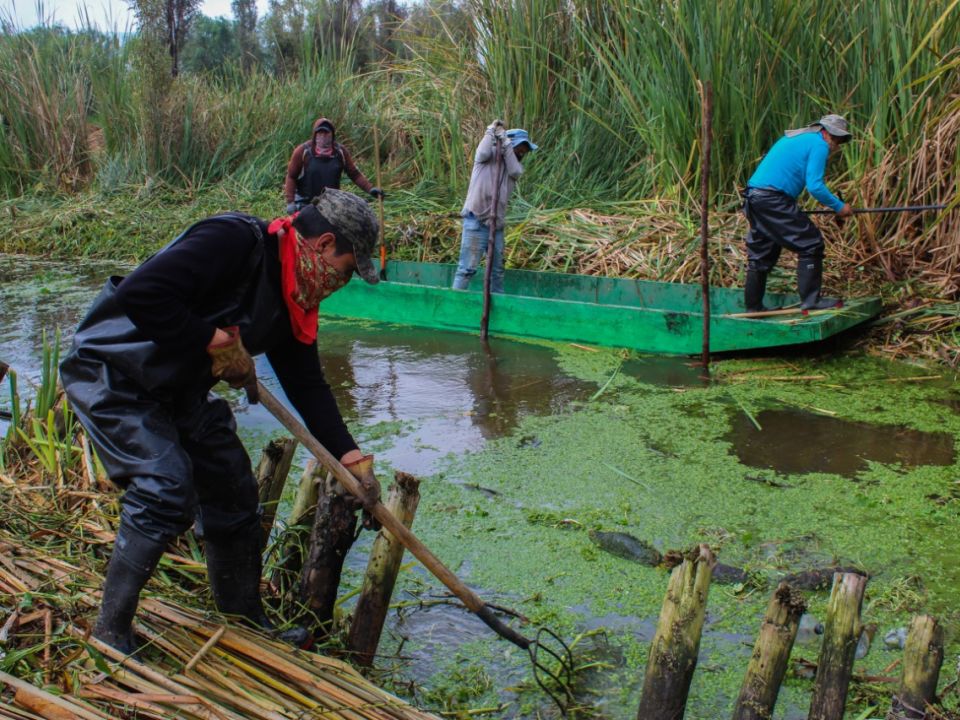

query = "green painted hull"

[{"left": 321, "top": 261, "right": 882, "bottom": 354}]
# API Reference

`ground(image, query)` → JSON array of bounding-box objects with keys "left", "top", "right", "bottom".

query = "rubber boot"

[
  {"left": 205, "top": 532, "right": 311, "bottom": 647},
  {"left": 797, "top": 257, "right": 842, "bottom": 310},
  {"left": 744, "top": 270, "right": 769, "bottom": 312},
  {"left": 93, "top": 529, "right": 167, "bottom": 656}
]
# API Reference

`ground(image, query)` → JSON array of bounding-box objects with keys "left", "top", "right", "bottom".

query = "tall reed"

[{"left": 1, "top": 0, "right": 958, "bottom": 301}]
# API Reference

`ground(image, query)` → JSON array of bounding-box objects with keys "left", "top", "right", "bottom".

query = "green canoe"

[{"left": 321, "top": 260, "right": 881, "bottom": 354}]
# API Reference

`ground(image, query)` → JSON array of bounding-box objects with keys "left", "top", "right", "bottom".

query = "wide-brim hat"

[
  {"left": 293, "top": 189, "right": 380, "bottom": 285},
  {"left": 813, "top": 114, "right": 851, "bottom": 140},
  {"left": 787, "top": 114, "right": 852, "bottom": 142},
  {"left": 505, "top": 128, "right": 539, "bottom": 151}
]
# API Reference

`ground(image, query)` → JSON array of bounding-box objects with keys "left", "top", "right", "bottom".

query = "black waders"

[
  {"left": 744, "top": 269, "right": 769, "bottom": 312},
  {"left": 797, "top": 256, "right": 841, "bottom": 310},
  {"left": 205, "top": 531, "right": 311, "bottom": 647},
  {"left": 94, "top": 527, "right": 167, "bottom": 656}
]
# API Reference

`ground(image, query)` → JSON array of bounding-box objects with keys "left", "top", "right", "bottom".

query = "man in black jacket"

[{"left": 61, "top": 188, "right": 382, "bottom": 654}]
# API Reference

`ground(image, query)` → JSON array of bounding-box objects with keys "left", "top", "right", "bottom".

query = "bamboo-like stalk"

[
  {"left": 888, "top": 615, "right": 944, "bottom": 720},
  {"left": 808, "top": 572, "right": 868, "bottom": 720},
  {"left": 732, "top": 582, "right": 806, "bottom": 720},
  {"left": 184, "top": 626, "right": 226, "bottom": 673},
  {"left": 347, "top": 472, "right": 422, "bottom": 666},
  {"left": 636, "top": 544, "right": 716, "bottom": 720},
  {"left": 0, "top": 670, "right": 108, "bottom": 720}
]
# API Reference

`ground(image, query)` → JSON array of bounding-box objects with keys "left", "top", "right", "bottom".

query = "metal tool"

[
  {"left": 254, "top": 381, "right": 575, "bottom": 713},
  {"left": 806, "top": 204, "right": 947, "bottom": 215}
]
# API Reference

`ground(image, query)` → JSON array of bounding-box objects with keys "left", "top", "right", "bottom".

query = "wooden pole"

[
  {"left": 808, "top": 572, "right": 868, "bottom": 720},
  {"left": 887, "top": 615, "right": 944, "bottom": 720},
  {"left": 480, "top": 135, "right": 504, "bottom": 341},
  {"left": 257, "top": 382, "right": 544, "bottom": 651},
  {"left": 297, "top": 472, "right": 358, "bottom": 636},
  {"left": 374, "top": 125, "right": 386, "bottom": 280},
  {"left": 346, "top": 471, "right": 421, "bottom": 666},
  {"left": 732, "top": 582, "right": 807, "bottom": 720},
  {"left": 636, "top": 544, "right": 716, "bottom": 720},
  {"left": 698, "top": 80, "right": 713, "bottom": 373},
  {"left": 255, "top": 438, "right": 297, "bottom": 544}
]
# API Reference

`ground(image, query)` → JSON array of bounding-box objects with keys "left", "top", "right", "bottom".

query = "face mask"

[{"left": 292, "top": 231, "right": 351, "bottom": 309}]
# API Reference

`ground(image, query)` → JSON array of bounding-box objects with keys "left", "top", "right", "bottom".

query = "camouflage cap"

[{"left": 301, "top": 188, "right": 379, "bottom": 285}]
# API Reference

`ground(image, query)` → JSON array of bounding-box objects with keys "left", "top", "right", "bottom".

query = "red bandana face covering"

[{"left": 267, "top": 216, "right": 351, "bottom": 343}]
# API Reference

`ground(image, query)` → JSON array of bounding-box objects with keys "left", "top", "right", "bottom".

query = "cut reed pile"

[{"left": 0, "top": 461, "right": 439, "bottom": 719}]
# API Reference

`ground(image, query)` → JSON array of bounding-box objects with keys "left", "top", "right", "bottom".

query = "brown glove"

[
  {"left": 343, "top": 454, "right": 382, "bottom": 530},
  {"left": 207, "top": 326, "right": 259, "bottom": 403}
]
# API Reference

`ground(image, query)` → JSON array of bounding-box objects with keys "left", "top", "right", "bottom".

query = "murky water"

[
  {"left": 726, "top": 407, "right": 956, "bottom": 477},
  {"left": 3, "top": 254, "right": 960, "bottom": 720}
]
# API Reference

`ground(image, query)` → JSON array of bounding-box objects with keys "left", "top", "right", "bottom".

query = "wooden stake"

[
  {"left": 698, "top": 79, "right": 713, "bottom": 372},
  {"left": 808, "top": 572, "right": 867, "bottom": 720},
  {"left": 297, "top": 472, "right": 358, "bottom": 636},
  {"left": 732, "top": 582, "right": 806, "bottom": 720},
  {"left": 636, "top": 544, "right": 716, "bottom": 720},
  {"left": 346, "top": 472, "right": 421, "bottom": 666},
  {"left": 887, "top": 615, "right": 944, "bottom": 720},
  {"left": 255, "top": 438, "right": 297, "bottom": 543}
]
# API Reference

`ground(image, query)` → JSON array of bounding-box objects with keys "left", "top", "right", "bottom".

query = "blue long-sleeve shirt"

[{"left": 747, "top": 132, "right": 845, "bottom": 212}]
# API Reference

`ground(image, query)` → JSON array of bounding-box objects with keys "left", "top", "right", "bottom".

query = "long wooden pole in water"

[
  {"left": 698, "top": 80, "right": 713, "bottom": 371},
  {"left": 374, "top": 125, "right": 386, "bottom": 280},
  {"left": 480, "top": 136, "right": 504, "bottom": 341}
]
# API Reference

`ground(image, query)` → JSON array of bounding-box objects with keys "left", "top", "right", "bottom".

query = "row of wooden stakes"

[
  {"left": 639, "top": 545, "right": 944, "bottom": 720},
  {"left": 253, "top": 438, "right": 422, "bottom": 667},
  {"left": 254, "top": 439, "right": 946, "bottom": 720}
]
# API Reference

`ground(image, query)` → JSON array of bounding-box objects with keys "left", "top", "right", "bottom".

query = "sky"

[{"left": 1, "top": 0, "right": 270, "bottom": 31}]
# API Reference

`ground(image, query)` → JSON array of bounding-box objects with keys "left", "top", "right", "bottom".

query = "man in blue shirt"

[{"left": 742, "top": 114, "right": 855, "bottom": 311}]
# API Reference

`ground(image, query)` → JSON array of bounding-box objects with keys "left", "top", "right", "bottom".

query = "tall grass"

[{"left": 1, "top": 0, "right": 958, "bottom": 297}]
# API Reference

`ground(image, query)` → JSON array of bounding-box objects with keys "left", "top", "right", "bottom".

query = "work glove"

[
  {"left": 369, "top": 187, "right": 385, "bottom": 200},
  {"left": 207, "top": 326, "right": 259, "bottom": 403},
  {"left": 285, "top": 202, "right": 298, "bottom": 215},
  {"left": 343, "top": 454, "right": 382, "bottom": 530},
  {"left": 487, "top": 119, "right": 506, "bottom": 139}
]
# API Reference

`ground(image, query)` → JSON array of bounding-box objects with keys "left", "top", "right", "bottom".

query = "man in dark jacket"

[
  {"left": 742, "top": 113, "right": 855, "bottom": 312},
  {"left": 60, "top": 188, "right": 382, "bottom": 654},
  {"left": 283, "top": 117, "right": 384, "bottom": 214}
]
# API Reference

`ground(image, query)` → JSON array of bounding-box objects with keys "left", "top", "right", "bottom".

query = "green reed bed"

[{"left": 1, "top": 0, "right": 959, "bottom": 366}]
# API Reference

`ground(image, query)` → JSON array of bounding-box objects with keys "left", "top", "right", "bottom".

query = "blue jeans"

[{"left": 452, "top": 214, "right": 505, "bottom": 293}]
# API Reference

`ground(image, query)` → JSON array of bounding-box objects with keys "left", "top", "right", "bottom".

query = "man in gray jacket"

[{"left": 452, "top": 120, "right": 538, "bottom": 292}]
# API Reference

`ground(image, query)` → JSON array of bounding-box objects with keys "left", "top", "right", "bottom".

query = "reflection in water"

[
  {"left": 1, "top": 255, "right": 594, "bottom": 476},
  {"left": 301, "top": 321, "right": 595, "bottom": 474},
  {"left": 727, "top": 407, "right": 956, "bottom": 477},
  {"left": 621, "top": 356, "right": 710, "bottom": 388},
  {"left": 0, "top": 254, "right": 129, "bottom": 384}
]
